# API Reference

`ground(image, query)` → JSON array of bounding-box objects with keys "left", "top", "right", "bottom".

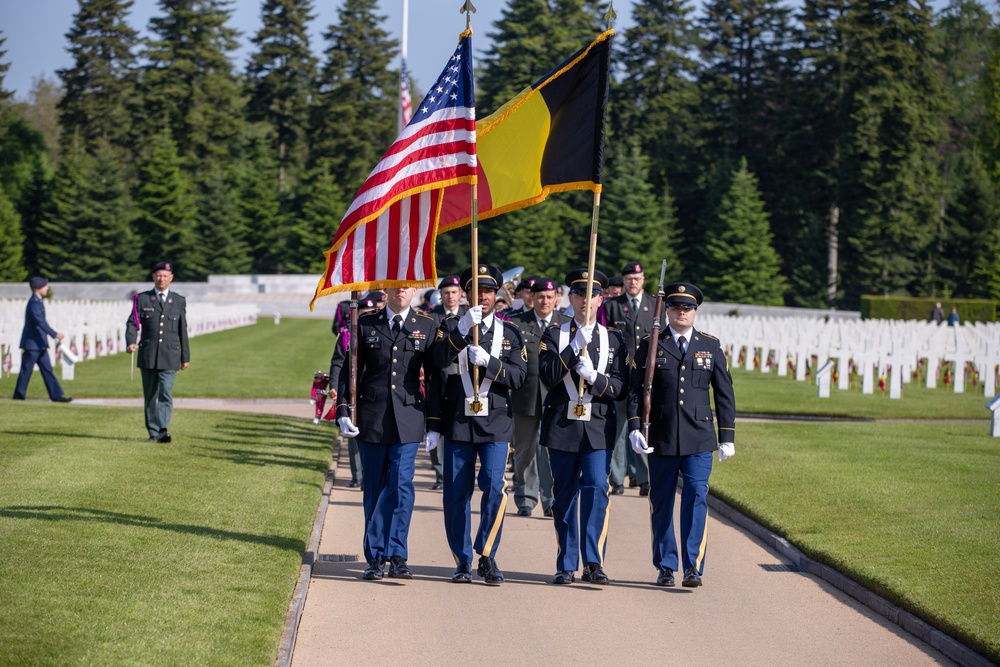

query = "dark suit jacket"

[
  {"left": 601, "top": 292, "right": 658, "bottom": 364},
  {"left": 428, "top": 304, "right": 467, "bottom": 326},
  {"left": 125, "top": 290, "right": 190, "bottom": 370},
  {"left": 20, "top": 295, "right": 58, "bottom": 350},
  {"left": 627, "top": 328, "right": 736, "bottom": 456},
  {"left": 509, "top": 309, "right": 570, "bottom": 417},
  {"left": 336, "top": 308, "right": 440, "bottom": 444},
  {"left": 430, "top": 315, "right": 527, "bottom": 443},
  {"left": 537, "top": 322, "right": 628, "bottom": 453}
]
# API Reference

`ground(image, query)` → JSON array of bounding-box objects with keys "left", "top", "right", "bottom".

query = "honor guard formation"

[{"left": 331, "top": 261, "right": 737, "bottom": 587}]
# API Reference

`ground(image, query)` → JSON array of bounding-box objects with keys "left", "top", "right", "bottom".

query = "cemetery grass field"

[
  {"left": 713, "top": 420, "right": 1000, "bottom": 662},
  {"left": 0, "top": 318, "right": 336, "bottom": 400},
  {"left": 1, "top": 318, "right": 997, "bottom": 662},
  {"left": 0, "top": 404, "right": 331, "bottom": 666}
]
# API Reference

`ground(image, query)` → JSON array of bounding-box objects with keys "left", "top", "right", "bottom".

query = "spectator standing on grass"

[
  {"left": 125, "top": 262, "right": 189, "bottom": 442},
  {"left": 930, "top": 301, "right": 944, "bottom": 325},
  {"left": 948, "top": 307, "right": 960, "bottom": 327},
  {"left": 336, "top": 287, "right": 439, "bottom": 582},
  {"left": 627, "top": 282, "right": 736, "bottom": 589},
  {"left": 12, "top": 277, "right": 73, "bottom": 403}
]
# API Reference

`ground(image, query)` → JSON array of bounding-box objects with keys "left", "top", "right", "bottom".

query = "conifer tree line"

[{"left": 1, "top": 0, "right": 999, "bottom": 310}]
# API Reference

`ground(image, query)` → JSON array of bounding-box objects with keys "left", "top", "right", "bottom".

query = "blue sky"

[{"left": 2, "top": 0, "right": 635, "bottom": 100}]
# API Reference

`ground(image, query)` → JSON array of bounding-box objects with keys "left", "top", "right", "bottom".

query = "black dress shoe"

[
  {"left": 581, "top": 563, "right": 609, "bottom": 584},
  {"left": 431, "top": 481, "right": 443, "bottom": 490},
  {"left": 628, "top": 475, "right": 638, "bottom": 488},
  {"left": 655, "top": 568, "right": 675, "bottom": 587},
  {"left": 552, "top": 570, "right": 574, "bottom": 585},
  {"left": 387, "top": 555, "right": 412, "bottom": 579},
  {"left": 611, "top": 484, "right": 625, "bottom": 495},
  {"left": 157, "top": 431, "right": 172, "bottom": 443},
  {"left": 682, "top": 566, "right": 702, "bottom": 587},
  {"left": 517, "top": 507, "right": 531, "bottom": 517},
  {"left": 543, "top": 507, "right": 554, "bottom": 518},
  {"left": 639, "top": 482, "right": 650, "bottom": 497},
  {"left": 52, "top": 396, "right": 73, "bottom": 403},
  {"left": 477, "top": 555, "right": 504, "bottom": 585},
  {"left": 348, "top": 479, "right": 360, "bottom": 488},
  {"left": 452, "top": 562, "right": 472, "bottom": 583},
  {"left": 362, "top": 559, "right": 385, "bottom": 580}
]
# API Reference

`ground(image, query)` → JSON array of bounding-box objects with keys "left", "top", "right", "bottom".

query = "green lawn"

[
  {"left": 0, "top": 318, "right": 335, "bottom": 400},
  {"left": 0, "top": 404, "right": 332, "bottom": 666},
  {"left": 713, "top": 420, "right": 1000, "bottom": 662}
]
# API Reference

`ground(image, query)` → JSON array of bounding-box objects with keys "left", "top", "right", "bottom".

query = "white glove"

[
  {"left": 337, "top": 417, "right": 360, "bottom": 437},
  {"left": 457, "top": 305, "right": 483, "bottom": 336},
  {"left": 424, "top": 431, "right": 442, "bottom": 452},
  {"left": 574, "top": 355, "right": 598, "bottom": 383},
  {"left": 467, "top": 345, "right": 491, "bottom": 367},
  {"left": 570, "top": 323, "right": 594, "bottom": 353},
  {"left": 718, "top": 443, "right": 735, "bottom": 462},
  {"left": 629, "top": 429, "right": 653, "bottom": 454}
]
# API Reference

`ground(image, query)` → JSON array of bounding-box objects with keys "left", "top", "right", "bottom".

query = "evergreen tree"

[
  {"left": 36, "top": 141, "right": 88, "bottom": 280},
  {"left": 23, "top": 76, "right": 63, "bottom": 169},
  {"left": 939, "top": 150, "right": 1000, "bottom": 297},
  {"left": 310, "top": 0, "right": 398, "bottom": 194},
  {"left": 239, "top": 134, "right": 285, "bottom": 273},
  {"left": 188, "top": 167, "right": 251, "bottom": 279},
  {"left": 0, "top": 185, "right": 26, "bottom": 281},
  {"left": 0, "top": 33, "right": 12, "bottom": 105},
  {"left": 56, "top": 0, "right": 139, "bottom": 150},
  {"left": 970, "top": 226, "right": 1000, "bottom": 300},
  {"left": 245, "top": 0, "right": 317, "bottom": 193},
  {"left": 141, "top": 0, "right": 246, "bottom": 181},
  {"left": 702, "top": 159, "right": 787, "bottom": 305},
  {"left": 981, "top": 22, "right": 1000, "bottom": 180},
  {"left": 65, "top": 140, "right": 141, "bottom": 281},
  {"left": 134, "top": 130, "right": 196, "bottom": 269},
  {"left": 481, "top": 201, "right": 569, "bottom": 280},
  {"left": 598, "top": 142, "right": 681, "bottom": 288},
  {"left": 612, "top": 0, "right": 703, "bottom": 220},
  {"left": 18, "top": 159, "right": 52, "bottom": 276},
  {"left": 283, "top": 164, "right": 345, "bottom": 274},
  {"left": 839, "top": 0, "right": 948, "bottom": 303},
  {"left": 478, "top": 0, "right": 605, "bottom": 115}
]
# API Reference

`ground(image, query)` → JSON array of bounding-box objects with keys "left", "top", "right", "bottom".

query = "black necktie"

[
  {"left": 392, "top": 314, "right": 402, "bottom": 330},
  {"left": 678, "top": 336, "right": 687, "bottom": 355},
  {"left": 159, "top": 293, "right": 165, "bottom": 305}
]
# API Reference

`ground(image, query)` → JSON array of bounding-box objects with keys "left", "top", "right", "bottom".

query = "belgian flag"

[{"left": 438, "top": 29, "right": 613, "bottom": 232}]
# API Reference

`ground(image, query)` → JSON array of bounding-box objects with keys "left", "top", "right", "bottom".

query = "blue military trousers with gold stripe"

[
  {"left": 358, "top": 441, "right": 419, "bottom": 565},
  {"left": 549, "top": 447, "right": 612, "bottom": 573},
  {"left": 648, "top": 451, "right": 713, "bottom": 574},
  {"left": 442, "top": 439, "right": 509, "bottom": 566}
]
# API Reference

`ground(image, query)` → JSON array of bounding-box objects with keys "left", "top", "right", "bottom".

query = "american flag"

[
  {"left": 399, "top": 58, "right": 413, "bottom": 132},
  {"left": 311, "top": 32, "right": 476, "bottom": 305}
]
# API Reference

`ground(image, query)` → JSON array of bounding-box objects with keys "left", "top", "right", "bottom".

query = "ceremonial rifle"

[
  {"left": 641, "top": 260, "right": 667, "bottom": 441},
  {"left": 348, "top": 291, "right": 359, "bottom": 423}
]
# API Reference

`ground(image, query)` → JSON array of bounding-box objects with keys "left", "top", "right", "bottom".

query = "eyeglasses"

[{"left": 667, "top": 304, "right": 697, "bottom": 311}]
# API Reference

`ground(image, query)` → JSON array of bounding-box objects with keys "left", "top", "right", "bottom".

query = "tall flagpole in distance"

[
  {"left": 461, "top": 0, "right": 484, "bottom": 412},
  {"left": 576, "top": 3, "right": 617, "bottom": 416},
  {"left": 399, "top": 0, "right": 411, "bottom": 133}
]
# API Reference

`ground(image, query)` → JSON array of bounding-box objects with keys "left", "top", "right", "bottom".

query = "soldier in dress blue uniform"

[
  {"left": 601, "top": 262, "right": 657, "bottom": 495},
  {"left": 336, "top": 287, "right": 440, "bottom": 581},
  {"left": 626, "top": 282, "right": 736, "bottom": 588},
  {"left": 509, "top": 277, "right": 569, "bottom": 518},
  {"left": 12, "top": 277, "right": 72, "bottom": 402},
  {"left": 538, "top": 269, "right": 629, "bottom": 585},
  {"left": 428, "top": 264, "right": 527, "bottom": 585},
  {"left": 125, "top": 262, "right": 190, "bottom": 442}
]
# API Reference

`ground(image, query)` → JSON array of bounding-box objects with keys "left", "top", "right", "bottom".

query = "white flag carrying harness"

[
  {"left": 451, "top": 316, "right": 504, "bottom": 416},
  {"left": 558, "top": 322, "right": 610, "bottom": 421}
]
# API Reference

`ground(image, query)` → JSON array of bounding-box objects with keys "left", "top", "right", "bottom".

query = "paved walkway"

[{"left": 75, "top": 398, "right": 962, "bottom": 665}]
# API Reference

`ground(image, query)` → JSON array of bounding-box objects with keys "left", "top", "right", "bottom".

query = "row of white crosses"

[
  {"left": 697, "top": 314, "right": 1000, "bottom": 400},
  {"left": 0, "top": 299, "right": 259, "bottom": 380}
]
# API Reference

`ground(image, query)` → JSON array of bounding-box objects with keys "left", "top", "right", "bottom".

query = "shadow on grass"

[
  {"left": 0, "top": 505, "right": 305, "bottom": 553},
  {"left": 191, "top": 445, "right": 330, "bottom": 472}
]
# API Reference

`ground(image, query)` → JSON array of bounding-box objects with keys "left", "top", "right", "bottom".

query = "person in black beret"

[
  {"left": 428, "top": 263, "right": 527, "bottom": 584},
  {"left": 604, "top": 275, "right": 624, "bottom": 298},
  {"left": 508, "top": 277, "right": 569, "bottom": 518},
  {"left": 626, "top": 281, "right": 736, "bottom": 588},
  {"left": 428, "top": 276, "right": 467, "bottom": 325},
  {"left": 601, "top": 261, "right": 656, "bottom": 496},
  {"left": 12, "top": 277, "right": 72, "bottom": 402},
  {"left": 125, "top": 262, "right": 190, "bottom": 443},
  {"left": 537, "top": 269, "right": 628, "bottom": 584}
]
